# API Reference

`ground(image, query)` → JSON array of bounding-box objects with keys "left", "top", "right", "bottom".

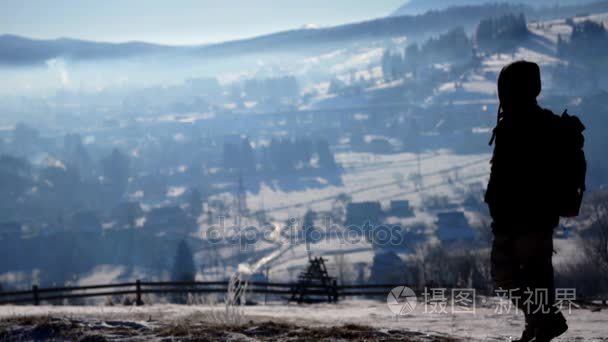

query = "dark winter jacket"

[{"left": 485, "top": 104, "right": 561, "bottom": 233}]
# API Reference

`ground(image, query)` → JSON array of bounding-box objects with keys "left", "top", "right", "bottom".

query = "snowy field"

[
  {"left": 1, "top": 299, "right": 607, "bottom": 341},
  {"left": 247, "top": 151, "right": 491, "bottom": 220},
  {"left": 204, "top": 150, "right": 492, "bottom": 283}
]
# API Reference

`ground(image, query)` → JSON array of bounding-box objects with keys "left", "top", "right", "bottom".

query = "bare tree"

[
  {"left": 582, "top": 191, "right": 608, "bottom": 274},
  {"left": 331, "top": 193, "right": 351, "bottom": 224},
  {"left": 415, "top": 243, "right": 491, "bottom": 291},
  {"left": 476, "top": 217, "right": 493, "bottom": 247},
  {"left": 408, "top": 172, "right": 424, "bottom": 191},
  {"left": 555, "top": 191, "right": 608, "bottom": 297},
  {"left": 333, "top": 251, "right": 352, "bottom": 285}
]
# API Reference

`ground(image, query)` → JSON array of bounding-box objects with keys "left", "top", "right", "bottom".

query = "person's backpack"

[
  {"left": 488, "top": 108, "right": 586, "bottom": 219},
  {"left": 555, "top": 110, "right": 587, "bottom": 217}
]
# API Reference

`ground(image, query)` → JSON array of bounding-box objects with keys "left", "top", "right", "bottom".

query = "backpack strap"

[{"left": 488, "top": 104, "right": 503, "bottom": 146}]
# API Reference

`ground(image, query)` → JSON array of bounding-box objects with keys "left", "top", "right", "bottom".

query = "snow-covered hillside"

[{"left": 391, "top": 0, "right": 598, "bottom": 16}]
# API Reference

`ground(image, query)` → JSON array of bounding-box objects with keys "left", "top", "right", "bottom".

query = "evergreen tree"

[
  {"left": 568, "top": 20, "right": 608, "bottom": 60},
  {"left": 476, "top": 13, "right": 529, "bottom": 52},
  {"left": 222, "top": 142, "right": 239, "bottom": 170},
  {"left": 0, "top": 155, "right": 31, "bottom": 202},
  {"left": 101, "top": 148, "right": 130, "bottom": 202},
  {"left": 557, "top": 34, "right": 565, "bottom": 57},
  {"left": 188, "top": 189, "right": 203, "bottom": 218},
  {"left": 240, "top": 137, "right": 256, "bottom": 171},
  {"left": 559, "top": 20, "right": 608, "bottom": 88},
  {"left": 405, "top": 43, "right": 422, "bottom": 79},
  {"left": 381, "top": 49, "right": 407, "bottom": 81},
  {"left": 303, "top": 210, "right": 319, "bottom": 243},
  {"left": 369, "top": 251, "right": 406, "bottom": 284},
  {"left": 381, "top": 49, "right": 391, "bottom": 81},
  {"left": 170, "top": 240, "right": 196, "bottom": 304},
  {"left": 422, "top": 26, "right": 472, "bottom": 62},
  {"left": 171, "top": 240, "right": 196, "bottom": 282},
  {"left": 328, "top": 77, "right": 346, "bottom": 95},
  {"left": 63, "top": 133, "right": 93, "bottom": 179},
  {"left": 12, "top": 123, "right": 39, "bottom": 156},
  {"left": 316, "top": 140, "right": 336, "bottom": 170}
]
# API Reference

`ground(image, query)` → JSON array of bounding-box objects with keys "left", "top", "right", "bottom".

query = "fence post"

[
  {"left": 32, "top": 285, "right": 39, "bottom": 306},
  {"left": 135, "top": 280, "right": 143, "bottom": 306},
  {"left": 331, "top": 279, "right": 338, "bottom": 303}
]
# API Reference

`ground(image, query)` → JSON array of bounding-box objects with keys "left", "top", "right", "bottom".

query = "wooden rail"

[
  {"left": 0, "top": 280, "right": 344, "bottom": 305},
  {"left": 0, "top": 282, "right": 605, "bottom": 306}
]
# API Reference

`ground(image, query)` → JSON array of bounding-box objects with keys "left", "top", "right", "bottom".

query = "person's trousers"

[{"left": 491, "top": 229, "right": 565, "bottom": 327}]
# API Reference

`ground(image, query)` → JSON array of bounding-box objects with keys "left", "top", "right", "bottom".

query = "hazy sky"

[{"left": 0, "top": 0, "right": 406, "bottom": 45}]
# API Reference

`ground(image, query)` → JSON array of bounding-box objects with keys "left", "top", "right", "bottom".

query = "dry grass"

[
  {"left": 0, "top": 315, "right": 461, "bottom": 341},
  {"left": 155, "top": 320, "right": 460, "bottom": 341}
]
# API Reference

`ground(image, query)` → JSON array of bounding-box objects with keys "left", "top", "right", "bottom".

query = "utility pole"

[{"left": 236, "top": 171, "right": 248, "bottom": 218}]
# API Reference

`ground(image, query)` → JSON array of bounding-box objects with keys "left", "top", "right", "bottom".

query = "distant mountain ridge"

[
  {"left": 392, "top": 0, "right": 600, "bottom": 16},
  {"left": 2, "top": 1, "right": 608, "bottom": 66},
  {"left": 0, "top": 3, "right": 530, "bottom": 66},
  {"left": 0, "top": 34, "right": 177, "bottom": 66}
]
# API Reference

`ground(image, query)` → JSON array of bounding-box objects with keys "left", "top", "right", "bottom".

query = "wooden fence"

[
  {"left": 0, "top": 281, "right": 420, "bottom": 306},
  {"left": 0, "top": 281, "right": 605, "bottom": 306}
]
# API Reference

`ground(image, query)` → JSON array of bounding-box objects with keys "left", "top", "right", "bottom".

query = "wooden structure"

[{"left": 289, "top": 257, "right": 338, "bottom": 304}]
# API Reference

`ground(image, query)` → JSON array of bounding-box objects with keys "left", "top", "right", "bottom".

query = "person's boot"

[
  {"left": 512, "top": 323, "right": 535, "bottom": 342},
  {"left": 534, "top": 312, "right": 568, "bottom": 342}
]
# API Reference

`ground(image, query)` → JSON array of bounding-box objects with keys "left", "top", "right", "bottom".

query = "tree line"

[
  {"left": 381, "top": 27, "right": 473, "bottom": 82},
  {"left": 223, "top": 138, "right": 337, "bottom": 173}
]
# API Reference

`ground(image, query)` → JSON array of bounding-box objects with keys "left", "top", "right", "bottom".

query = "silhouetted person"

[{"left": 486, "top": 61, "right": 586, "bottom": 342}]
